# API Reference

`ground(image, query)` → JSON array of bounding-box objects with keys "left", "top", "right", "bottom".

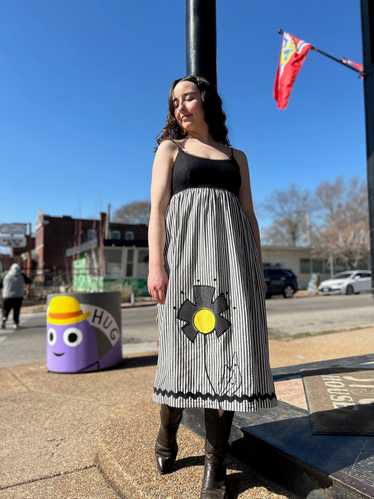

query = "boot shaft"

[
  {"left": 201, "top": 409, "right": 235, "bottom": 498},
  {"left": 155, "top": 404, "right": 184, "bottom": 474},
  {"left": 159, "top": 404, "right": 184, "bottom": 431},
  {"left": 204, "top": 408, "right": 234, "bottom": 461},
  {"left": 157, "top": 404, "right": 184, "bottom": 449}
]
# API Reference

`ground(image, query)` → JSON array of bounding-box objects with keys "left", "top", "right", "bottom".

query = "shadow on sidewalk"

[{"left": 104, "top": 354, "right": 158, "bottom": 371}]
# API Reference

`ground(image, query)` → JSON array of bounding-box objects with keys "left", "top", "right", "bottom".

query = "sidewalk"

[{"left": 1, "top": 327, "right": 374, "bottom": 498}]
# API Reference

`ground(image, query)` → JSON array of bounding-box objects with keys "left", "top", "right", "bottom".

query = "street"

[{"left": 0, "top": 293, "right": 373, "bottom": 368}]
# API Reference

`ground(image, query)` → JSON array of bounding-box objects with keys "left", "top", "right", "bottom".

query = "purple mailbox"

[{"left": 46, "top": 291, "right": 122, "bottom": 373}]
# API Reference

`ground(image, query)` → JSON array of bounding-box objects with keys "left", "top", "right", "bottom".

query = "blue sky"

[{"left": 0, "top": 0, "right": 366, "bottom": 240}]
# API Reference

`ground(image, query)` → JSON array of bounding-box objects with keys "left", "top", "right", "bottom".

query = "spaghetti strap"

[{"left": 170, "top": 139, "right": 183, "bottom": 151}]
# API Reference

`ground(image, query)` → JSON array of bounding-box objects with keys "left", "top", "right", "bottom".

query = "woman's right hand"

[{"left": 147, "top": 266, "right": 169, "bottom": 305}]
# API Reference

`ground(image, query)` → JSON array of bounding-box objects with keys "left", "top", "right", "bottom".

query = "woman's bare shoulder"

[
  {"left": 157, "top": 139, "right": 177, "bottom": 151},
  {"left": 155, "top": 139, "right": 180, "bottom": 164},
  {"left": 232, "top": 147, "right": 248, "bottom": 163}
]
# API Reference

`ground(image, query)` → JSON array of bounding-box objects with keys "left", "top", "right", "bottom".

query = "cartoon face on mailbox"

[{"left": 47, "top": 295, "right": 121, "bottom": 373}]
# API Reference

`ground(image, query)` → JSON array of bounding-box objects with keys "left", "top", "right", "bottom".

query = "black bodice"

[{"left": 170, "top": 148, "right": 242, "bottom": 198}]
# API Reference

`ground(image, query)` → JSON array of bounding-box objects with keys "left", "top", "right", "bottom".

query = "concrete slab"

[
  {"left": 0, "top": 389, "right": 117, "bottom": 488},
  {"left": 0, "top": 467, "right": 120, "bottom": 499},
  {"left": 0, "top": 360, "right": 142, "bottom": 494},
  {"left": 0, "top": 368, "right": 29, "bottom": 395},
  {"left": 274, "top": 378, "right": 307, "bottom": 410},
  {"left": 302, "top": 370, "right": 374, "bottom": 436},
  {"left": 0, "top": 357, "right": 294, "bottom": 498},
  {"left": 3, "top": 360, "right": 154, "bottom": 407},
  {"left": 97, "top": 406, "right": 294, "bottom": 499}
]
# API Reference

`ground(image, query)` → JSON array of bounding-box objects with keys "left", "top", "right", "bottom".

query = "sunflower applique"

[{"left": 177, "top": 285, "right": 231, "bottom": 343}]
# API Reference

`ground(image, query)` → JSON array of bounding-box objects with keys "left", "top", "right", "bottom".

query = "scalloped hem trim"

[{"left": 153, "top": 387, "right": 278, "bottom": 411}]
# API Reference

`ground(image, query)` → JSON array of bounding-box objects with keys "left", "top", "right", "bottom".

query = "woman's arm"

[
  {"left": 148, "top": 139, "right": 175, "bottom": 267},
  {"left": 147, "top": 140, "right": 176, "bottom": 303},
  {"left": 233, "top": 149, "right": 264, "bottom": 266}
]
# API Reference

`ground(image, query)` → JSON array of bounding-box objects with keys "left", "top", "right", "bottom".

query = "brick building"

[
  {"left": 34, "top": 212, "right": 148, "bottom": 284},
  {"left": 13, "top": 235, "right": 36, "bottom": 275},
  {"left": 0, "top": 253, "right": 14, "bottom": 273}
]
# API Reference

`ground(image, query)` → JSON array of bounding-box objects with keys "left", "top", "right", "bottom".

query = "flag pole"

[
  {"left": 278, "top": 29, "right": 364, "bottom": 76},
  {"left": 187, "top": 0, "right": 217, "bottom": 88}
]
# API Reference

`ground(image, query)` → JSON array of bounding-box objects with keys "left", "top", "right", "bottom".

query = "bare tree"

[
  {"left": 261, "top": 184, "right": 315, "bottom": 247},
  {"left": 311, "top": 177, "right": 369, "bottom": 269},
  {"left": 112, "top": 201, "right": 151, "bottom": 225},
  {"left": 313, "top": 177, "right": 345, "bottom": 223}
]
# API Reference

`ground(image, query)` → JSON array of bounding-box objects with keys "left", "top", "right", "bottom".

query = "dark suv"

[{"left": 264, "top": 267, "right": 298, "bottom": 299}]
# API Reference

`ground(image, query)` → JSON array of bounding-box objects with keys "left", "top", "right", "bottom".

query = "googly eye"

[
  {"left": 63, "top": 327, "right": 83, "bottom": 348},
  {"left": 47, "top": 328, "right": 57, "bottom": 346}
]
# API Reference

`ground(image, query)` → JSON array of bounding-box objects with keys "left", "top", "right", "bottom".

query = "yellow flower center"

[{"left": 193, "top": 307, "right": 216, "bottom": 334}]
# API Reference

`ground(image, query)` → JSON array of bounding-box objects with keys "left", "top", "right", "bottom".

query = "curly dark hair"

[{"left": 155, "top": 75, "right": 230, "bottom": 150}]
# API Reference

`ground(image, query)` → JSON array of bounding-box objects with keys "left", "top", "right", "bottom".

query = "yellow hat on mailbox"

[{"left": 47, "top": 295, "right": 90, "bottom": 326}]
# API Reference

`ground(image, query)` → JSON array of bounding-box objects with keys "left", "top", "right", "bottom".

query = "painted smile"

[{"left": 53, "top": 352, "right": 65, "bottom": 357}]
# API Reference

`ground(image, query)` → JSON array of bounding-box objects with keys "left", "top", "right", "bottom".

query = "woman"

[{"left": 147, "top": 75, "right": 277, "bottom": 498}]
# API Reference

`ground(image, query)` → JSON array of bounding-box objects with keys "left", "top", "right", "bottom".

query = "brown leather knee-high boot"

[
  {"left": 155, "top": 404, "right": 184, "bottom": 474},
  {"left": 200, "top": 408, "right": 235, "bottom": 499}
]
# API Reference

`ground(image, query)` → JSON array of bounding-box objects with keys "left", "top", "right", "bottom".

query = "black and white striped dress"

[{"left": 153, "top": 146, "right": 277, "bottom": 412}]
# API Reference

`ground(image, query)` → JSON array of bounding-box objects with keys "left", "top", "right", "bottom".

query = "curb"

[{"left": 22, "top": 300, "right": 158, "bottom": 315}]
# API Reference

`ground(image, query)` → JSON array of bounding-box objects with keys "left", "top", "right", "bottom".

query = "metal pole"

[
  {"left": 186, "top": 0, "right": 217, "bottom": 88},
  {"left": 360, "top": 1, "right": 374, "bottom": 296}
]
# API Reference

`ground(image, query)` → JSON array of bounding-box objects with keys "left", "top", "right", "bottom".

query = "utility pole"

[
  {"left": 360, "top": 1, "right": 374, "bottom": 295},
  {"left": 186, "top": 0, "right": 217, "bottom": 87}
]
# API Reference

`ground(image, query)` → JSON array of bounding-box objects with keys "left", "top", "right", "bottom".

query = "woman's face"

[{"left": 172, "top": 80, "right": 206, "bottom": 133}]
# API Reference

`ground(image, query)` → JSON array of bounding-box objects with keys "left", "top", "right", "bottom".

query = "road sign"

[{"left": 0, "top": 224, "right": 28, "bottom": 248}]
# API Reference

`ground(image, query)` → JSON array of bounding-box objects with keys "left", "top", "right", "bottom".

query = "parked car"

[
  {"left": 264, "top": 267, "right": 298, "bottom": 299},
  {"left": 318, "top": 270, "right": 372, "bottom": 295}
]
